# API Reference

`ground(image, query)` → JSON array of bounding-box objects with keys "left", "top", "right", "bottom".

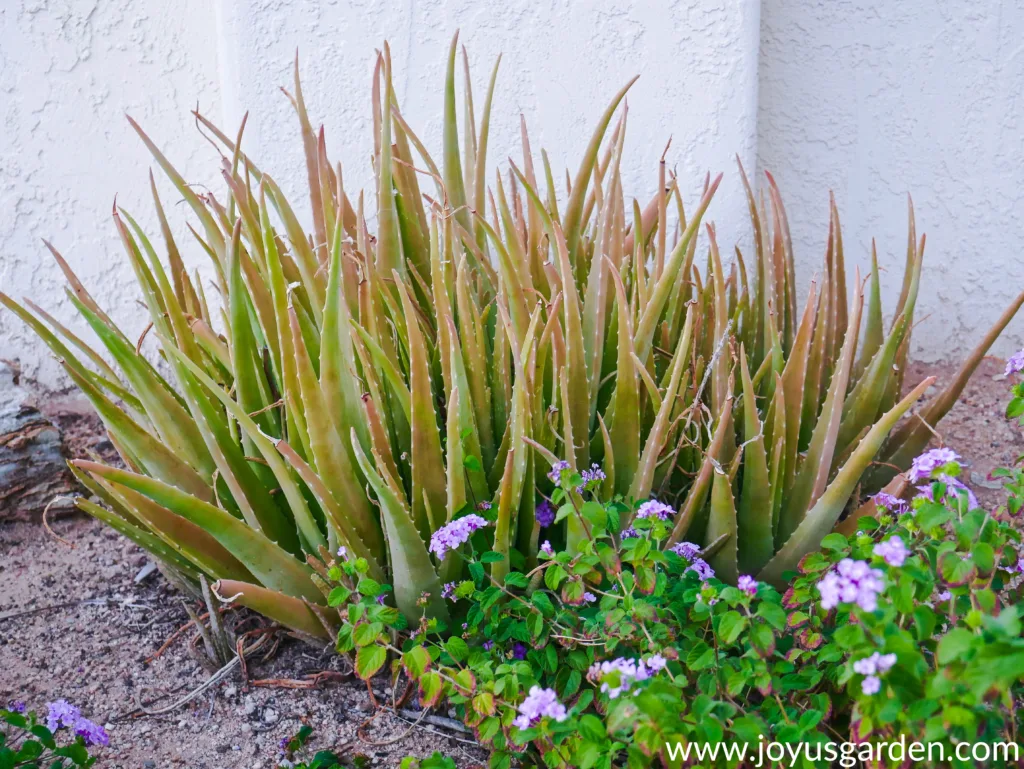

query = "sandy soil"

[
  {"left": 0, "top": 516, "right": 488, "bottom": 768},
  {"left": 1, "top": 358, "right": 1020, "bottom": 768}
]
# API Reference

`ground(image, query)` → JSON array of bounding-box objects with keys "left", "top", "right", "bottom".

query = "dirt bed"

[{"left": 1, "top": 358, "right": 1021, "bottom": 768}]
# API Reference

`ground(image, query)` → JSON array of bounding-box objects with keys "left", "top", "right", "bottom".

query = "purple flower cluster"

[
  {"left": 583, "top": 591, "right": 597, "bottom": 603},
  {"left": 737, "top": 575, "right": 758, "bottom": 597},
  {"left": 874, "top": 536, "right": 909, "bottom": 567},
  {"left": 587, "top": 654, "right": 668, "bottom": 699},
  {"left": 535, "top": 500, "right": 555, "bottom": 528},
  {"left": 512, "top": 686, "right": 568, "bottom": 729},
  {"left": 577, "top": 463, "right": 606, "bottom": 492},
  {"left": 871, "top": 492, "right": 908, "bottom": 514},
  {"left": 853, "top": 652, "right": 896, "bottom": 695},
  {"left": 1006, "top": 349, "right": 1024, "bottom": 376},
  {"left": 441, "top": 582, "right": 457, "bottom": 600},
  {"left": 45, "top": 700, "right": 109, "bottom": 747},
  {"left": 476, "top": 500, "right": 492, "bottom": 511},
  {"left": 915, "top": 475, "right": 978, "bottom": 509},
  {"left": 428, "top": 514, "right": 489, "bottom": 560},
  {"left": 907, "top": 447, "right": 960, "bottom": 483},
  {"left": 620, "top": 526, "right": 639, "bottom": 540},
  {"left": 547, "top": 460, "right": 570, "bottom": 485},
  {"left": 336, "top": 545, "right": 348, "bottom": 559},
  {"left": 540, "top": 540, "right": 553, "bottom": 556},
  {"left": 7, "top": 701, "right": 25, "bottom": 713},
  {"left": 511, "top": 642, "right": 528, "bottom": 660},
  {"left": 818, "top": 559, "right": 885, "bottom": 612},
  {"left": 635, "top": 499, "right": 675, "bottom": 520},
  {"left": 668, "top": 541, "right": 715, "bottom": 580},
  {"left": 669, "top": 541, "right": 700, "bottom": 559}
]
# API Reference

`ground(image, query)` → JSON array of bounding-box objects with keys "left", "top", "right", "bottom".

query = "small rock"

[
  {"left": 143, "top": 762, "right": 156, "bottom": 768},
  {"left": 262, "top": 707, "right": 278, "bottom": 724}
]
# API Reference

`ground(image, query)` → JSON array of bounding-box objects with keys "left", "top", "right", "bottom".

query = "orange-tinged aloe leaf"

[
  {"left": 98, "top": 479, "right": 256, "bottom": 583},
  {"left": 57, "top": 360, "right": 211, "bottom": 501},
  {"left": 668, "top": 398, "right": 734, "bottom": 546},
  {"left": 630, "top": 311, "right": 694, "bottom": 503},
  {"left": 705, "top": 467, "right": 739, "bottom": 585},
  {"left": 126, "top": 115, "right": 226, "bottom": 273},
  {"left": 854, "top": 242, "right": 884, "bottom": 381},
  {"left": 75, "top": 496, "right": 202, "bottom": 582},
  {"left": 395, "top": 271, "right": 447, "bottom": 539},
  {"left": 262, "top": 175, "right": 325, "bottom": 320},
  {"left": 778, "top": 281, "right": 816, "bottom": 491},
  {"left": 634, "top": 175, "right": 721, "bottom": 365},
  {"left": 42, "top": 239, "right": 125, "bottom": 339},
  {"left": 70, "top": 296, "right": 215, "bottom": 478},
  {"left": 350, "top": 429, "right": 449, "bottom": 623},
  {"left": 163, "top": 345, "right": 327, "bottom": 553},
  {"left": 736, "top": 351, "right": 773, "bottom": 574},
  {"left": 758, "top": 377, "right": 934, "bottom": 587},
  {"left": 553, "top": 223, "right": 590, "bottom": 469},
  {"left": 491, "top": 306, "right": 538, "bottom": 584},
  {"left": 443, "top": 32, "right": 471, "bottom": 237},
  {"left": 75, "top": 461, "right": 323, "bottom": 602},
  {"left": 779, "top": 280, "right": 863, "bottom": 543},
  {"left": 562, "top": 76, "right": 638, "bottom": 260},
  {"left": 607, "top": 259, "right": 639, "bottom": 496},
  {"left": 215, "top": 580, "right": 333, "bottom": 641},
  {"left": 876, "top": 286, "right": 1024, "bottom": 483},
  {"left": 19, "top": 297, "right": 121, "bottom": 389},
  {"left": 274, "top": 437, "right": 384, "bottom": 580},
  {"left": 473, "top": 54, "right": 501, "bottom": 253},
  {"left": 288, "top": 52, "right": 327, "bottom": 265},
  {"left": 351, "top": 323, "right": 412, "bottom": 422}
]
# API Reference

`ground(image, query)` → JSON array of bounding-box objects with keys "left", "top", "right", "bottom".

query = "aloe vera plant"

[{"left": 5, "top": 35, "right": 1021, "bottom": 640}]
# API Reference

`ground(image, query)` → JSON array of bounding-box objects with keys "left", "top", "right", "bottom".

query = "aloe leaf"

[
  {"left": 668, "top": 399, "right": 734, "bottom": 546},
  {"left": 562, "top": 77, "right": 638, "bottom": 260},
  {"left": 758, "top": 377, "right": 935, "bottom": 586},
  {"left": 395, "top": 271, "right": 448, "bottom": 539},
  {"left": 634, "top": 176, "right": 721, "bottom": 365},
  {"left": 214, "top": 580, "right": 333, "bottom": 642},
  {"left": 736, "top": 352, "right": 773, "bottom": 574},
  {"left": 553, "top": 223, "right": 590, "bottom": 468},
  {"left": 163, "top": 345, "right": 327, "bottom": 553},
  {"left": 607, "top": 260, "right": 640, "bottom": 495},
  {"left": 350, "top": 430, "right": 449, "bottom": 623},
  {"left": 74, "top": 496, "right": 202, "bottom": 582},
  {"left": 874, "top": 286, "right": 1024, "bottom": 485},
  {"left": 778, "top": 282, "right": 863, "bottom": 543},
  {"left": 75, "top": 461, "right": 323, "bottom": 602},
  {"left": 443, "top": 32, "right": 471, "bottom": 237},
  {"left": 705, "top": 467, "right": 739, "bottom": 585}
]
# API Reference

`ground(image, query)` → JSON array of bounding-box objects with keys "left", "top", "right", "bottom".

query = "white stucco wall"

[
  {"left": 757, "top": 0, "right": 1024, "bottom": 361},
  {"left": 3, "top": 0, "right": 1022, "bottom": 389}
]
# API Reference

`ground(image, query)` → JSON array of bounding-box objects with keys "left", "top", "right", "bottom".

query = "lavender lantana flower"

[
  {"left": 483, "top": 640, "right": 494, "bottom": 651},
  {"left": 871, "top": 492, "right": 908, "bottom": 514},
  {"left": 635, "top": 499, "right": 675, "bottom": 520},
  {"left": 511, "top": 642, "right": 528, "bottom": 660},
  {"left": 907, "top": 447, "right": 960, "bottom": 483},
  {"left": 587, "top": 654, "right": 669, "bottom": 699},
  {"left": 512, "top": 686, "right": 568, "bottom": 729},
  {"left": 73, "top": 716, "right": 110, "bottom": 747},
  {"left": 577, "top": 463, "right": 606, "bottom": 492},
  {"left": 540, "top": 540, "right": 554, "bottom": 556},
  {"left": 441, "top": 582, "right": 457, "bottom": 600},
  {"left": 861, "top": 675, "right": 881, "bottom": 695},
  {"left": 688, "top": 559, "right": 715, "bottom": 581},
  {"left": 817, "top": 558, "right": 885, "bottom": 612},
  {"left": 428, "top": 514, "right": 490, "bottom": 560},
  {"left": 853, "top": 652, "right": 896, "bottom": 696},
  {"left": 45, "top": 700, "right": 109, "bottom": 747},
  {"left": 620, "top": 527, "right": 639, "bottom": 540},
  {"left": 915, "top": 476, "right": 978, "bottom": 509},
  {"left": 1006, "top": 349, "right": 1024, "bottom": 376},
  {"left": 874, "top": 536, "right": 910, "bottom": 567},
  {"left": 336, "top": 545, "right": 348, "bottom": 559},
  {"left": 476, "top": 500, "right": 492, "bottom": 511},
  {"left": 669, "top": 541, "right": 701, "bottom": 559},
  {"left": 583, "top": 592, "right": 597, "bottom": 603},
  {"left": 535, "top": 500, "right": 555, "bottom": 528},
  {"left": 46, "top": 700, "right": 81, "bottom": 733},
  {"left": 737, "top": 575, "right": 758, "bottom": 597},
  {"left": 547, "top": 460, "right": 570, "bottom": 485},
  {"left": 7, "top": 701, "right": 25, "bottom": 714}
]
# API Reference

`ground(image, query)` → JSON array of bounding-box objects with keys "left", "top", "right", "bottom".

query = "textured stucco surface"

[
  {"left": 0, "top": 0, "right": 222, "bottom": 387},
  {"left": 758, "top": 0, "right": 1024, "bottom": 361}
]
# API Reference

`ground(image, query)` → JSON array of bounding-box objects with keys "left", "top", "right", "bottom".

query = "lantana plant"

[{"left": 1, "top": 700, "right": 107, "bottom": 767}]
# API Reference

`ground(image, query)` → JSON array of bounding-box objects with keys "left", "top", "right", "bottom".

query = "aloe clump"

[{"left": 5, "top": 35, "right": 1021, "bottom": 640}]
